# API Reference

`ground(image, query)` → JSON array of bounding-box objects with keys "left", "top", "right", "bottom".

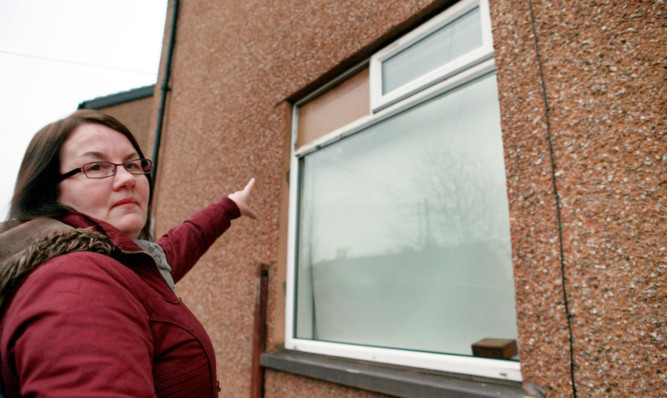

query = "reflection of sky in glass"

[
  {"left": 296, "top": 73, "right": 518, "bottom": 356},
  {"left": 382, "top": 7, "right": 482, "bottom": 94}
]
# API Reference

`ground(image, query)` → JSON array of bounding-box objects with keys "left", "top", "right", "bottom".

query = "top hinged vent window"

[{"left": 370, "top": 0, "right": 494, "bottom": 111}]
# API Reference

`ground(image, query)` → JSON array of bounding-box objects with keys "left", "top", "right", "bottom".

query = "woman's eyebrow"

[
  {"left": 80, "top": 151, "right": 105, "bottom": 160},
  {"left": 78, "top": 151, "right": 140, "bottom": 161},
  {"left": 123, "top": 152, "right": 140, "bottom": 161}
]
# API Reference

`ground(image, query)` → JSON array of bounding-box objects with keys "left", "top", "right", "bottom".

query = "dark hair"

[{"left": 8, "top": 109, "right": 152, "bottom": 239}]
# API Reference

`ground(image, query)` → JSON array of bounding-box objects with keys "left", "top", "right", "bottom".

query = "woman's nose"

[{"left": 112, "top": 165, "right": 137, "bottom": 189}]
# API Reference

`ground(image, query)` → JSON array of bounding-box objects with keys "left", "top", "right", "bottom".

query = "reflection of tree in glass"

[{"left": 382, "top": 133, "right": 510, "bottom": 255}]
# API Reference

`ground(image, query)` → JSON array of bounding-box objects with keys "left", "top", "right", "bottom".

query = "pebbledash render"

[{"left": 85, "top": 0, "right": 664, "bottom": 396}]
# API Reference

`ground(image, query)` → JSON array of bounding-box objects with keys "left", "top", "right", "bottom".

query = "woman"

[{"left": 0, "top": 110, "right": 255, "bottom": 397}]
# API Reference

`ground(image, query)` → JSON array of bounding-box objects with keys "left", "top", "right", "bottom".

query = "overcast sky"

[{"left": 0, "top": 0, "right": 168, "bottom": 217}]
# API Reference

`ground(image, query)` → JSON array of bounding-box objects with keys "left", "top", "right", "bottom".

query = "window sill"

[{"left": 260, "top": 350, "right": 526, "bottom": 397}]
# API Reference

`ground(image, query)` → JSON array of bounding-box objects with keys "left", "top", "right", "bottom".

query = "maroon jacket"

[{"left": 0, "top": 198, "right": 240, "bottom": 397}]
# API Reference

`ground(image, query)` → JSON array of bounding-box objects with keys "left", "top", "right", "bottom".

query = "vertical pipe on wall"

[
  {"left": 151, "top": 0, "right": 179, "bottom": 192},
  {"left": 251, "top": 264, "right": 270, "bottom": 398}
]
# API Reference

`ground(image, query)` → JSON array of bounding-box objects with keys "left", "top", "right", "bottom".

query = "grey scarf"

[{"left": 132, "top": 239, "right": 176, "bottom": 292}]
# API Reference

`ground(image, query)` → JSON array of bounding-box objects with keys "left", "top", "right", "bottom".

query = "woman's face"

[{"left": 58, "top": 123, "right": 150, "bottom": 238}]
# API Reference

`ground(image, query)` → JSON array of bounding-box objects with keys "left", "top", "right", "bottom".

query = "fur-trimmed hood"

[{"left": 0, "top": 218, "right": 114, "bottom": 307}]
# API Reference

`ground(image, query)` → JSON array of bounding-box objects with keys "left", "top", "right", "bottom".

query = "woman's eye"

[
  {"left": 87, "top": 163, "right": 105, "bottom": 171},
  {"left": 126, "top": 162, "right": 140, "bottom": 170}
]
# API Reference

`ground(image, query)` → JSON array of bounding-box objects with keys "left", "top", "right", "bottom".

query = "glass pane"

[
  {"left": 382, "top": 6, "right": 482, "bottom": 95},
  {"left": 295, "top": 73, "right": 518, "bottom": 358}
]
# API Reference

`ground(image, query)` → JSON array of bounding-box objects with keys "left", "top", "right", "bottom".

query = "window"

[
  {"left": 285, "top": 0, "right": 520, "bottom": 381},
  {"left": 370, "top": 0, "right": 494, "bottom": 111}
]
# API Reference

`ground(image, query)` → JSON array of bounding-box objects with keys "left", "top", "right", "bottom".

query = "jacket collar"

[
  {"left": 59, "top": 212, "right": 144, "bottom": 254},
  {"left": 0, "top": 218, "right": 72, "bottom": 264},
  {"left": 0, "top": 213, "right": 177, "bottom": 305},
  {"left": 0, "top": 213, "right": 145, "bottom": 264},
  {"left": 58, "top": 212, "right": 177, "bottom": 301}
]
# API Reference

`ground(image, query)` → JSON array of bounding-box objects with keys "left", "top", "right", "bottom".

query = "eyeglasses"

[{"left": 59, "top": 159, "right": 153, "bottom": 180}]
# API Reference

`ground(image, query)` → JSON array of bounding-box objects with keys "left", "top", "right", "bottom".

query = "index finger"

[{"left": 243, "top": 178, "right": 256, "bottom": 193}]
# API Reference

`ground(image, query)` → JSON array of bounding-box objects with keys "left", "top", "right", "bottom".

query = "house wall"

[
  {"left": 148, "top": 0, "right": 664, "bottom": 396},
  {"left": 491, "top": 1, "right": 664, "bottom": 395}
]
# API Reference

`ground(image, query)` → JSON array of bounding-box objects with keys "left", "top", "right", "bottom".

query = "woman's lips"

[{"left": 113, "top": 198, "right": 138, "bottom": 208}]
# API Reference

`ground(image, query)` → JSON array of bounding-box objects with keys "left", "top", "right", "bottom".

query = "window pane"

[
  {"left": 295, "top": 73, "right": 517, "bottom": 358},
  {"left": 381, "top": 6, "right": 482, "bottom": 95}
]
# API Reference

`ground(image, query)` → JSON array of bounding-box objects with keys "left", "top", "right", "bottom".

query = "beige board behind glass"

[{"left": 297, "top": 67, "right": 370, "bottom": 148}]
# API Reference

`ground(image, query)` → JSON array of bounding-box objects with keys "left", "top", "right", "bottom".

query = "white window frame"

[
  {"left": 369, "top": 0, "right": 495, "bottom": 112},
  {"left": 285, "top": 0, "right": 521, "bottom": 382}
]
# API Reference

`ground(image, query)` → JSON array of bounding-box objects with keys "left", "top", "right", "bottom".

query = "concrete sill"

[{"left": 260, "top": 350, "right": 526, "bottom": 397}]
